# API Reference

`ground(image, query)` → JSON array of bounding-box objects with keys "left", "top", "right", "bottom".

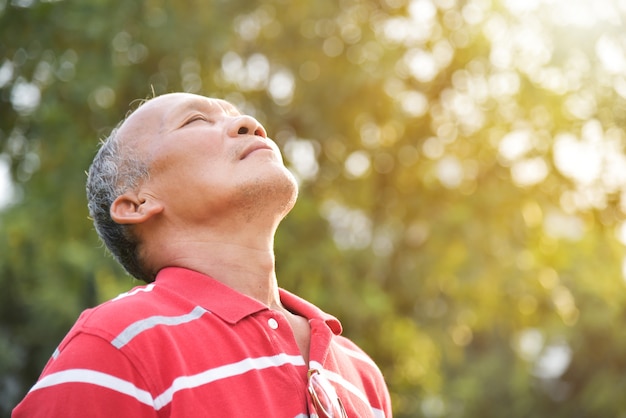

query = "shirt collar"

[
  {"left": 155, "top": 267, "right": 266, "bottom": 323},
  {"left": 154, "top": 267, "right": 342, "bottom": 335},
  {"left": 279, "top": 288, "right": 343, "bottom": 335}
]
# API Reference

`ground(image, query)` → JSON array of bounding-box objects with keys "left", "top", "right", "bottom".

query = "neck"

[{"left": 142, "top": 223, "right": 283, "bottom": 308}]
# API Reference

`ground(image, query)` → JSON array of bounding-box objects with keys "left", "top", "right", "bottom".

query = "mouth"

[{"left": 240, "top": 142, "right": 274, "bottom": 160}]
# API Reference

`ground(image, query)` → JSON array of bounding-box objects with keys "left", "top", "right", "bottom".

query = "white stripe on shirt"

[
  {"left": 333, "top": 341, "right": 380, "bottom": 370},
  {"left": 28, "top": 369, "right": 154, "bottom": 407},
  {"left": 112, "top": 284, "right": 156, "bottom": 301},
  {"left": 112, "top": 306, "right": 209, "bottom": 349},
  {"left": 154, "top": 353, "right": 306, "bottom": 410},
  {"left": 29, "top": 355, "right": 306, "bottom": 411}
]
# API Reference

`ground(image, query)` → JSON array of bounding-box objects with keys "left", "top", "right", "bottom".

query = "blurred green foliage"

[{"left": 3, "top": 0, "right": 626, "bottom": 416}]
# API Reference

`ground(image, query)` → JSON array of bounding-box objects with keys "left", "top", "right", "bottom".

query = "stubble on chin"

[{"left": 237, "top": 171, "right": 299, "bottom": 223}]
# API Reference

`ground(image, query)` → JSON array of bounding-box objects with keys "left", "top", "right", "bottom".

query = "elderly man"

[{"left": 12, "top": 93, "right": 392, "bottom": 417}]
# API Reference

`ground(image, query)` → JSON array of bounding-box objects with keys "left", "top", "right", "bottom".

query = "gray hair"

[{"left": 86, "top": 123, "right": 153, "bottom": 282}]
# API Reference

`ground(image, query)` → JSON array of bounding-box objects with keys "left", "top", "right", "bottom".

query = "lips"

[{"left": 240, "top": 141, "right": 273, "bottom": 160}]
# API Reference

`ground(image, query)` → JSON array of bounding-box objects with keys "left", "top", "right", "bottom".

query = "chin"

[
  {"left": 235, "top": 169, "right": 299, "bottom": 220},
  {"left": 275, "top": 170, "right": 299, "bottom": 217}
]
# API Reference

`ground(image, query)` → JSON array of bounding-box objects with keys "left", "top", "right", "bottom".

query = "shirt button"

[{"left": 268, "top": 318, "right": 279, "bottom": 329}]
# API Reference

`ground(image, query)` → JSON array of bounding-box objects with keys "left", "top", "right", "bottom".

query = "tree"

[{"left": 2, "top": 0, "right": 626, "bottom": 416}]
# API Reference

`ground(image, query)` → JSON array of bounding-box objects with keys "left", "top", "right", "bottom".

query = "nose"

[{"left": 227, "top": 115, "right": 267, "bottom": 138}]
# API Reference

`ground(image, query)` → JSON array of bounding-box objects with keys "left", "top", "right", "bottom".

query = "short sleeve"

[{"left": 12, "top": 332, "right": 158, "bottom": 418}]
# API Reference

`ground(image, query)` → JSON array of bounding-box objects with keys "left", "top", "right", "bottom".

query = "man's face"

[{"left": 117, "top": 93, "right": 298, "bottom": 224}]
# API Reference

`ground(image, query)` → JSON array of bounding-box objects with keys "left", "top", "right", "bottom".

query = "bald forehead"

[
  {"left": 117, "top": 93, "right": 240, "bottom": 139},
  {"left": 156, "top": 93, "right": 241, "bottom": 120}
]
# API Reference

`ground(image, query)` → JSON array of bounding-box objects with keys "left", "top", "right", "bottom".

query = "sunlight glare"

[
  {"left": 502, "top": 0, "right": 541, "bottom": 14},
  {"left": 532, "top": 340, "right": 572, "bottom": 379},
  {"left": 498, "top": 130, "right": 533, "bottom": 162},
  {"left": 399, "top": 90, "right": 429, "bottom": 117},
  {"left": 436, "top": 156, "right": 463, "bottom": 188},
  {"left": 544, "top": 210, "right": 584, "bottom": 241},
  {"left": 344, "top": 150, "right": 371, "bottom": 178},
  {"left": 511, "top": 157, "right": 548, "bottom": 187},
  {"left": 548, "top": 0, "right": 622, "bottom": 27},
  {"left": 283, "top": 138, "right": 319, "bottom": 182},
  {"left": 0, "top": 59, "right": 14, "bottom": 88},
  {"left": 321, "top": 200, "right": 372, "bottom": 250},
  {"left": 11, "top": 79, "right": 40, "bottom": 115},
  {"left": 408, "top": 0, "right": 437, "bottom": 24},
  {"left": 514, "top": 328, "right": 544, "bottom": 362},
  {"left": 595, "top": 34, "right": 626, "bottom": 74},
  {"left": 0, "top": 154, "right": 14, "bottom": 210},
  {"left": 268, "top": 69, "right": 294, "bottom": 106},
  {"left": 553, "top": 133, "right": 602, "bottom": 186},
  {"left": 616, "top": 222, "right": 626, "bottom": 245},
  {"left": 406, "top": 49, "right": 439, "bottom": 83}
]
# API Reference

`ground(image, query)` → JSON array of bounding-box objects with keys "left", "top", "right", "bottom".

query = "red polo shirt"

[{"left": 12, "top": 267, "right": 392, "bottom": 417}]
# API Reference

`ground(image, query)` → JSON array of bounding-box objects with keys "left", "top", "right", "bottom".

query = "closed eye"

[{"left": 183, "top": 114, "right": 210, "bottom": 126}]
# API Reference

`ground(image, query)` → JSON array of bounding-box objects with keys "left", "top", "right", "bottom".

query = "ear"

[{"left": 110, "top": 192, "right": 163, "bottom": 225}]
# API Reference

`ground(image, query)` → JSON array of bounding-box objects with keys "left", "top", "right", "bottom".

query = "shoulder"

[
  {"left": 40, "top": 281, "right": 199, "bottom": 392},
  {"left": 76, "top": 284, "right": 159, "bottom": 330},
  {"left": 65, "top": 281, "right": 189, "bottom": 347}
]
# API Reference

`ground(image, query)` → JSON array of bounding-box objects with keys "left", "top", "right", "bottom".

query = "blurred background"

[{"left": 2, "top": 0, "right": 626, "bottom": 416}]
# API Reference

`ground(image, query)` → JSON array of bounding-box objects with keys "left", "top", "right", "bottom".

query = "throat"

[{"left": 283, "top": 309, "right": 311, "bottom": 364}]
